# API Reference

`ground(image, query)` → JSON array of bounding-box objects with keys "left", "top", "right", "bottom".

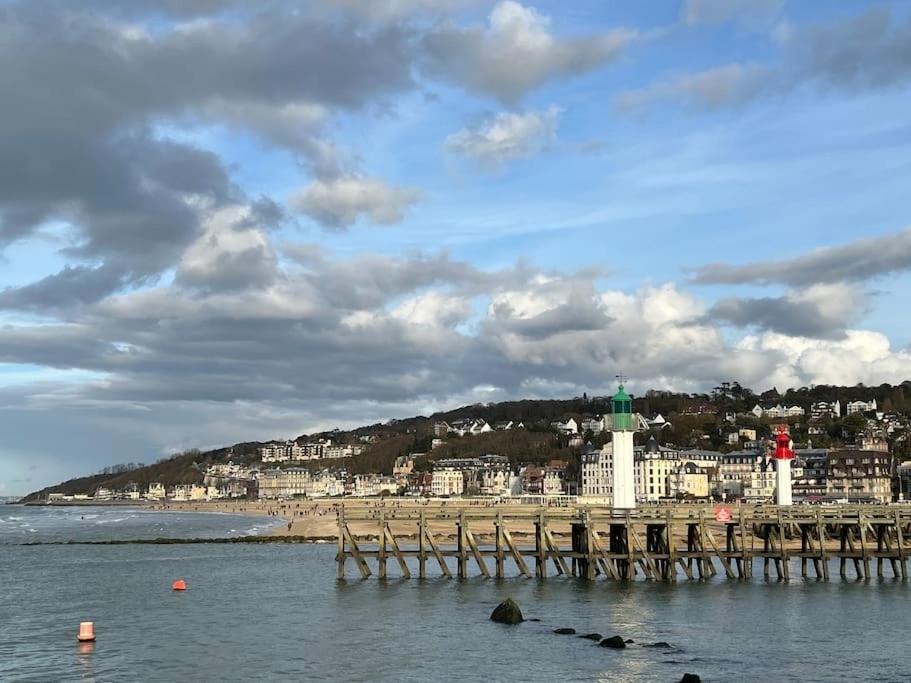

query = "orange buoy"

[
  {"left": 172, "top": 579, "right": 187, "bottom": 591},
  {"left": 77, "top": 622, "right": 95, "bottom": 642}
]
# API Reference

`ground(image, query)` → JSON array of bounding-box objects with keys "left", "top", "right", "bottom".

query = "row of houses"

[
  {"left": 753, "top": 399, "right": 879, "bottom": 421},
  {"left": 435, "top": 414, "right": 672, "bottom": 439},
  {"left": 258, "top": 469, "right": 363, "bottom": 498},
  {"left": 255, "top": 455, "right": 574, "bottom": 500},
  {"left": 422, "top": 455, "right": 569, "bottom": 497},
  {"left": 259, "top": 439, "right": 364, "bottom": 463},
  {"left": 48, "top": 481, "right": 244, "bottom": 503},
  {"left": 432, "top": 419, "right": 526, "bottom": 437},
  {"left": 751, "top": 404, "right": 806, "bottom": 419},
  {"left": 579, "top": 436, "right": 896, "bottom": 504}
]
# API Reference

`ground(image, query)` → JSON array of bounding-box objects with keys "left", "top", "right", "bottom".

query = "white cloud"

[
  {"left": 738, "top": 330, "right": 911, "bottom": 387},
  {"left": 444, "top": 106, "right": 562, "bottom": 167},
  {"left": 290, "top": 176, "right": 422, "bottom": 230},
  {"left": 392, "top": 291, "right": 470, "bottom": 328},
  {"left": 176, "top": 205, "right": 277, "bottom": 291},
  {"left": 423, "top": 0, "right": 636, "bottom": 103}
]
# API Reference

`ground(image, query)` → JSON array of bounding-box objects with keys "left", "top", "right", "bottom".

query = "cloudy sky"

[{"left": 2, "top": 0, "right": 911, "bottom": 494}]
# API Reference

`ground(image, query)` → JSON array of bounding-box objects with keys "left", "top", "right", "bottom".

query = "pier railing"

[{"left": 335, "top": 504, "right": 911, "bottom": 582}]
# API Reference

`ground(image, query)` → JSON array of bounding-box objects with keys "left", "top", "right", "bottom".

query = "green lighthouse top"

[
  {"left": 612, "top": 384, "right": 631, "bottom": 407},
  {"left": 611, "top": 382, "right": 633, "bottom": 430}
]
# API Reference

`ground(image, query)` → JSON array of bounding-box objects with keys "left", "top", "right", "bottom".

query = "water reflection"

[{"left": 76, "top": 641, "right": 96, "bottom": 682}]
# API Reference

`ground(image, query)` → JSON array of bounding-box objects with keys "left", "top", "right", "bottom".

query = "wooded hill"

[{"left": 23, "top": 381, "right": 911, "bottom": 501}]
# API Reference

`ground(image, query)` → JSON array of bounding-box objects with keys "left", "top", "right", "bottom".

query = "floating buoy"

[
  {"left": 77, "top": 622, "right": 95, "bottom": 642},
  {"left": 172, "top": 579, "right": 187, "bottom": 591}
]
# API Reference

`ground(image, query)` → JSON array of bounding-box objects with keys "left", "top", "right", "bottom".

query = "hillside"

[{"left": 23, "top": 380, "right": 911, "bottom": 501}]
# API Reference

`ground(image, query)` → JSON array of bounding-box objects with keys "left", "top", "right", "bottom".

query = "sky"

[{"left": 2, "top": 0, "right": 911, "bottom": 495}]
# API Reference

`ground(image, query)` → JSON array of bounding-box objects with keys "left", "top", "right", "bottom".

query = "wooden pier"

[{"left": 335, "top": 504, "right": 911, "bottom": 581}]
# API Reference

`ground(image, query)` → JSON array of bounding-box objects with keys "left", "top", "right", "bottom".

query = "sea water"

[{"left": 1, "top": 505, "right": 910, "bottom": 682}]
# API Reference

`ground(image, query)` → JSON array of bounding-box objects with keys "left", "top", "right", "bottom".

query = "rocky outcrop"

[
  {"left": 599, "top": 636, "right": 626, "bottom": 649},
  {"left": 679, "top": 674, "right": 701, "bottom": 683},
  {"left": 579, "top": 633, "right": 603, "bottom": 641},
  {"left": 553, "top": 628, "right": 576, "bottom": 635},
  {"left": 489, "top": 598, "right": 524, "bottom": 625}
]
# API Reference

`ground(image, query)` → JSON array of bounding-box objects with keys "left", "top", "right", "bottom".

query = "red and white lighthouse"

[{"left": 772, "top": 424, "right": 794, "bottom": 506}]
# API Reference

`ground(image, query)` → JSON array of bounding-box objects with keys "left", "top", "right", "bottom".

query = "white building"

[
  {"left": 260, "top": 441, "right": 293, "bottom": 462},
  {"left": 447, "top": 419, "right": 492, "bottom": 437},
  {"left": 431, "top": 466, "right": 464, "bottom": 496},
  {"left": 810, "top": 401, "right": 841, "bottom": 420},
  {"left": 581, "top": 444, "right": 612, "bottom": 498},
  {"left": 718, "top": 450, "right": 763, "bottom": 499},
  {"left": 258, "top": 469, "right": 312, "bottom": 498},
  {"left": 550, "top": 418, "right": 579, "bottom": 434},
  {"left": 751, "top": 404, "right": 806, "bottom": 419},
  {"left": 668, "top": 462, "right": 710, "bottom": 499},
  {"left": 145, "top": 482, "right": 166, "bottom": 500},
  {"left": 288, "top": 440, "right": 365, "bottom": 461},
  {"left": 580, "top": 416, "right": 604, "bottom": 435},
  {"left": 846, "top": 399, "right": 877, "bottom": 415},
  {"left": 475, "top": 457, "right": 513, "bottom": 496},
  {"left": 646, "top": 414, "right": 672, "bottom": 430},
  {"left": 353, "top": 475, "right": 397, "bottom": 497},
  {"left": 170, "top": 484, "right": 206, "bottom": 501}
]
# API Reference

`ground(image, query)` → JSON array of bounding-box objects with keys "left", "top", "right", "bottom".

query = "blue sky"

[{"left": 2, "top": 0, "right": 911, "bottom": 494}]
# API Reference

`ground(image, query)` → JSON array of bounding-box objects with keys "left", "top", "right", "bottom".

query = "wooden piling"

[
  {"left": 494, "top": 510, "right": 505, "bottom": 579},
  {"left": 337, "top": 508, "right": 346, "bottom": 579},
  {"left": 377, "top": 510, "right": 387, "bottom": 579},
  {"left": 418, "top": 510, "right": 426, "bottom": 579}
]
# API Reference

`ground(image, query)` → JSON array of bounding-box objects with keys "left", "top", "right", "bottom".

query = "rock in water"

[
  {"left": 553, "top": 628, "right": 576, "bottom": 635},
  {"left": 599, "top": 636, "right": 626, "bottom": 649},
  {"left": 624, "top": 639, "right": 634, "bottom": 644},
  {"left": 579, "top": 633, "right": 603, "bottom": 641},
  {"left": 490, "top": 598, "right": 524, "bottom": 625},
  {"left": 644, "top": 641, "right": 673, "bottom": 649},
  {"left": 679, "top": 675, "right": 701, "bottom": 683}
]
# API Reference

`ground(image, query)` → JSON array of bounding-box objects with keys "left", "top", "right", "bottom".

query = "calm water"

[{"left": 2, "top": 506, "right": 910, "bottom": 682}]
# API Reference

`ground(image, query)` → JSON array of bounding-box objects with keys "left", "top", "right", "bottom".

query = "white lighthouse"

[{"left": 610, "top": 383, "right": 636, "bottom": 510}]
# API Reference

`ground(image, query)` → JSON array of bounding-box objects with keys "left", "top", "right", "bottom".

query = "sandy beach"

[
  {"left": 151, "top": 499, "right": 738, "bottom": 545},
  {"left": 150, "top": 499, "right": 588, "bottom": 542}
]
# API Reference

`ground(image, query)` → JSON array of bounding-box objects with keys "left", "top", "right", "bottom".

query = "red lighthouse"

[
  {"left": 772, "top": 424, "right": 794, "bottom": 505},
  {"left": 773, "top": 424, "right": 794, "bottom": 460}
]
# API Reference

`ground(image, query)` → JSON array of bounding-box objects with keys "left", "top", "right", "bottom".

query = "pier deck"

[{"left": 335, "top": 504, "right": 911, "bottom": 581}]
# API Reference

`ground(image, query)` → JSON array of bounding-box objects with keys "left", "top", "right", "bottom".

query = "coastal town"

[{"left": 37, "top": 384, "right": 911, "bottom": 508}]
